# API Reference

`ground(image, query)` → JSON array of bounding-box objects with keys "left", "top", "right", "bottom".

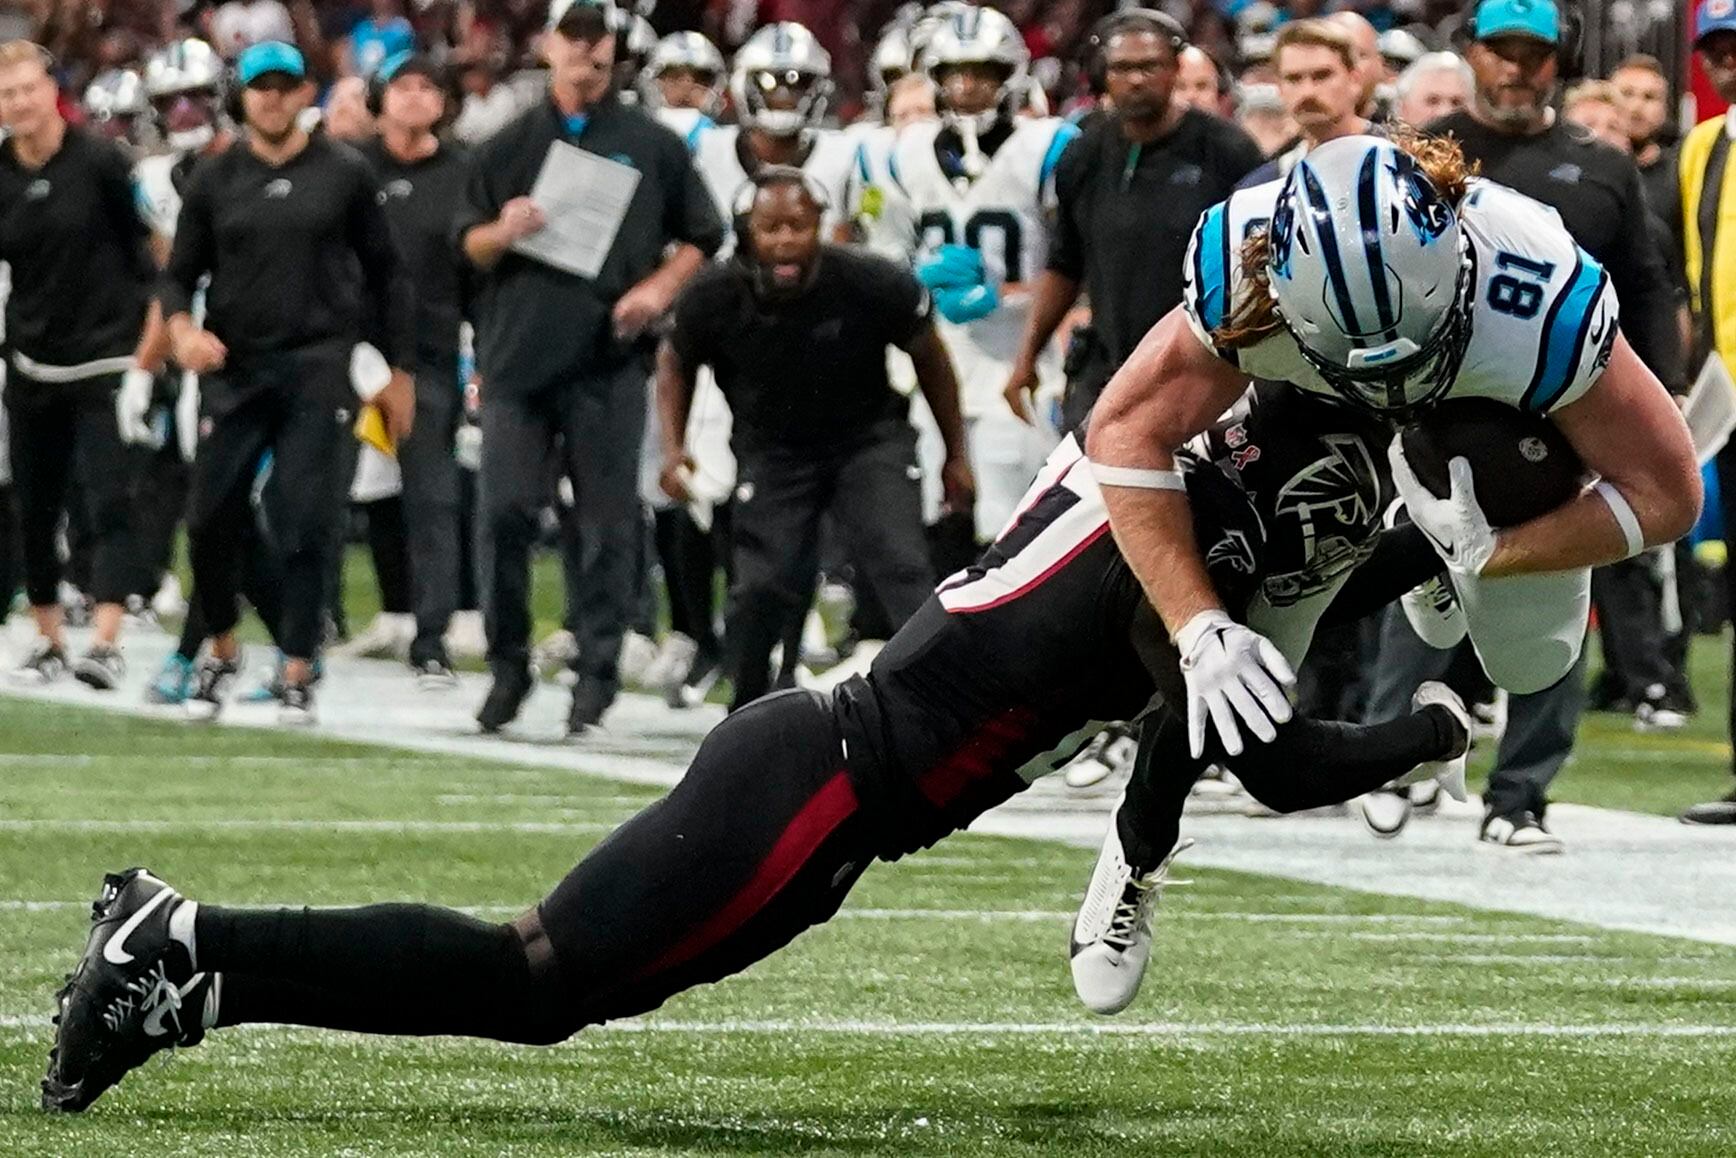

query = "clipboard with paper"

[
  {"left": 1684, "top": 353, "right": 1736, "bottom": 466},
  {"left": 511, "top": 140, "right": 642, "bottom": 279}
]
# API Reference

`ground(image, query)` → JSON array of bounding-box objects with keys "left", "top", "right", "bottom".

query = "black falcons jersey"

[{"left": 833, "top": 382, "right": 1394, "bottom": 858}]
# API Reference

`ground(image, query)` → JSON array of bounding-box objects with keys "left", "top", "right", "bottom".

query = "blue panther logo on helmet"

[
  {"left": 1390, "top": 151, "right": 1452, "bottom": 246},
  {"left": 1269, "top": 184, "right": 1299, "bottom": 282}
]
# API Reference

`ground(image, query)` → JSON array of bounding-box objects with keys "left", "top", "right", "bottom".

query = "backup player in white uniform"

[
  {"left": 1067, "top": 134, "right": 1700, "bottom": 1017},
  {"left": 691, "top": 23, "right": 855, "bottom": 251},
  {"left": 887, "top": 7, "right": 1078, "bottom": 539},
  {"left": 639, "top": 31, "right": 724, "bottom": 150}
]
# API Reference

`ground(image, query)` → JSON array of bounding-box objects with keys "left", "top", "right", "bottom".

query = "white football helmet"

[
  {"left": 144, "top": 39, "right": 226, "bottom": 152},
  {"left": 1266, "top": 135, "right": 1473, "bottom": 415},
  {"left": 609, "top": 9, "right": 658, "bottom": 73},
  {"left": 921, "top": 5, "right": 1029, "bottom": 134},
  {"left": 730, "top": 22, "right": 833, "bottom": 138},
  {"left": 83, "top": 70, "right": 150, "bottom": 147},
  {"left": 641, "top": 31, "right": 725, "bottom": 114},
  {"left": 870, "top": 23, "right": 914, "bottom": 95}
]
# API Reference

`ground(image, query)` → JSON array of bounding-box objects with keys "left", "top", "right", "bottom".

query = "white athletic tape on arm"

[
  {"left": 1593, "top": 480, "right": 1645, "bottom": 559},
  {"left": 1090, "top": 462, "right": 1186, "bottom": 492}
]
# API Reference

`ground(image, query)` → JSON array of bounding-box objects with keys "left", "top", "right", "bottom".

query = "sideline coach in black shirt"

[
  {"left": 1004, "top": 12, "right": 1263, "bottom": 432},
  {"left": 163, "top": 40, "right": 416, "bottom": 725},
  {"left": 657, "top": 168, "right": 973, "bottom": 711},
  {"left": 0, "top": 40, "right": 158, "bottom": 690},
  {"left": 362, "top": 51, "right": 473, "bottom": 687},
  {"left": 459, "top": 0, "right": 722, "bottom": 736}
]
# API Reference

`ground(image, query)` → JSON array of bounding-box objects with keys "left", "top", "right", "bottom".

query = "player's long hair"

[{"left": 1213, "top": 128, "right": 1477, "bottom": 351}]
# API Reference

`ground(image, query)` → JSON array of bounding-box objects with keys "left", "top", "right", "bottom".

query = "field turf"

[{"left": 1, "top": 645, "right": 1736, "bottom": 1154}]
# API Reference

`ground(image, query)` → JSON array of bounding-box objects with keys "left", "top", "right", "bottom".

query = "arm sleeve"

[
  {"left": 877, "top": 261, "right": 935, "bottom": 350},
  {"left": 667, "top": 272, "right": 721, "bottom": 370},
  {"left": 346, "top": 161, "right": 416, "bottom": 368},
  {"left": 1605, "top": 161, "right": 1684, "bottom": 388},
  {"left": 662, "top": 134, "right": 725, "bottom": 257},
  {"left": 159, "top": 161, "right": 214, "bottom": 319},
  {"left": 451, "top": 137, "right": 503, "bottom": 258},
  {"left": 1520, "top": 249, "right": 1620, "bottom": 414},
  {"left": 1045, "top": 130, "right": 1086, "bottom": 281},
  {"left": 102, "top": 144, "right": 157, "bottom": 284}
]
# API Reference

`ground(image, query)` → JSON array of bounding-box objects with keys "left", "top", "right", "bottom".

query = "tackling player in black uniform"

[{"left": 41, "top": 376, "right": 1469, "bottom": 1112}]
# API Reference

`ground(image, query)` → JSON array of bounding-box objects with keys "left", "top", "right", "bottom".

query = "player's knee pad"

[{"left": 1453, "top": 568, "right": 1589, "bottom": 694}]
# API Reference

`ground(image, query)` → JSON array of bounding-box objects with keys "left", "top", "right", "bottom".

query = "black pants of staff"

[
  {"left": 654, "top": 504, "right": 730, "bottom": 668},
  {"left": 187, "top": 347, "right": 358, "bottom": 662},
  {"left": 478, "top": 361, "right": 644, "bottom": 686},
  {"left": 131, "top": 438, "right": 192, "bottom": 602},
  {"left": 4, "top": 370, "right": 139, "bottom": 610},
  {"left": 726, "top": 422, "right": 933, "bottom": 710},
  {"left": 1591, "top": 557, "right": 1679, "bottom": 708},
  {"left": 398, "top": 366, "right": 463, "bottom": 666},
  {"left": 1365, "top": 605, "right": 1584, "bottom": 821}
]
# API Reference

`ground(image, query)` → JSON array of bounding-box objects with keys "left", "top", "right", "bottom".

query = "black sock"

[{"left": 198, "top": 903, "right": 572, "bottom": 1044}]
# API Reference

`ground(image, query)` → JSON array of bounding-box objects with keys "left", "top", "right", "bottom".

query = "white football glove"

[
  {"left": 116, "top": 364, "right": 160, "bottom": 447},
  {"left": 1174, "top": 609, "right": 1296, "bottom": 759},
  {"left": 1388, "top": 435, "right": 1497, "bottom": 577}
]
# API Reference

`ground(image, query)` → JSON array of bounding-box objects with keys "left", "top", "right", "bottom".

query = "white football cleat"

[
  {"left": 1063, "top": 727, "right": 1136, "bottom": 790},
  {"left": 443, "top": 610, "right": 488, "bottom": 660},
  {"left": 332, "top": 612, "right": 415, "bottom": 660},
  {"left": 1394, "top": 681, "right": 1470, "bottom": 803},
  {"left": 1356, "top": 789, "right": 1412, "bottom": 839},
  {"left": 1070, "top": 821, "right": 1192, "bottom": 1016}
]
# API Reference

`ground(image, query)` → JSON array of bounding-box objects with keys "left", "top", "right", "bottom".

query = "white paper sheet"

[
  {"left": 1684, "top": 353, "right": 1736, "bottom": 467},
  {"left": 511, "top": 140, "right": 641, "bottom": 279}
]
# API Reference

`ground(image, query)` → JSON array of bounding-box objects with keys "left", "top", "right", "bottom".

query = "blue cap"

[
  {"left": 1697, "top": 0, "right": 1736, "bottom": 44},
  {"left": 237, "top": 41, "right": 306, "bottom": 86},
  {"left": 1472, "top": 0, "right": 1560, "bottom": 44}
]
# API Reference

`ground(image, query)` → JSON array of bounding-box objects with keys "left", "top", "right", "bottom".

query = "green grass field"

[{"left": 3, "top": 641, "right": 1736, "bottom": 1155}]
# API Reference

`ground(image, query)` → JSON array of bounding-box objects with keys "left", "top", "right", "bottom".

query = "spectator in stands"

[
  {"left": 1678, "top": 0, "right": 1736, "bottom": 825},
  {"left": 1392, "top": 51, "right": 1471, "bottom": 126},
  {"left": 1326, "top": 10, "right": 1385, "bottom": 119},
  {"left": 1611, "top": 54, "right": 1681, "bottom": 241},
  {"left": 1234, "top": 82, "right": 1294, "bottom": 155},
  {"left": 1562, "top": 80, "right": 1628, "bottom": 152},
  {"left": 323, "top": 75, "right": 373, "bottom": 140},
  {"left": 1173, "top": 44, "right": 1232, "bottom": 117},
  {"left": 340, "top": 0, "right": 415, "bottom": 78}
]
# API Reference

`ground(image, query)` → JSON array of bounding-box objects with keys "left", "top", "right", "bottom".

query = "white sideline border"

[{"left": 5, "top": 630, "right": 1736, "bottom": 948}]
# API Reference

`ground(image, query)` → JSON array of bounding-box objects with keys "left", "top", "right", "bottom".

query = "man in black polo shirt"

[
  {"left": 162, "top": 40, "right": 416, "bottom": 727},
  {"left": 0, "top": 40, "right": 158, "bottom": 690},
  {"left": 362, "top": 51, "right": 473, "bottom": 689},
  {"left": 656, "top": 168, "right": 973, "bottom": 711},
  {"left": 458, "top": 0, "right": 723, "bottom": 736},
  {"left": 1004, "top": 12, "right": 1262, "bottom": 432}
]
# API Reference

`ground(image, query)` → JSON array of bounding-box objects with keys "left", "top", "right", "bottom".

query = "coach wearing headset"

[
  {"left": 656, "top": 167, "right": 974, "bottom": 710},
  {"left": 360, "top": 51, "right": 473, "bottom": 688}
]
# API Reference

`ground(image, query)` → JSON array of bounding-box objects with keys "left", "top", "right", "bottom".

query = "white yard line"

[
  {"left": 6, "top": 629, "right": 1736, "bottom": 948},
  {"left": 3, "top": 1014, "right": 1736, "bottom": 1037}
]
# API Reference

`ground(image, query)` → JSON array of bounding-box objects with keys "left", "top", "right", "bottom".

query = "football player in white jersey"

[
  {"left": 887, "top": 5, "right": 1079, "bottom": 540},
  {"left": 690, "top": 22, "right": 855, "bottom": 250},
  {"left": 639, "top": 31, "right": 723, "bottom": 148},
  {"left": 129, "top": 39, "right": 251, "bottom": 706},
  {"left": 1067, "top": 132, "right": 1700, "bottom": 1017},
  {"left": 82, "top": 69, "right": 152, "bottom": 153}
]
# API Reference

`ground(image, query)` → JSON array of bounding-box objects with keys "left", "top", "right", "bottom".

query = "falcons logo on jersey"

[{"left": 1262, "top": 432, "right": 1383, "bottom": 607}]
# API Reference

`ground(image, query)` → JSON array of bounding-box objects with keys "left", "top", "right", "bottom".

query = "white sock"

[{"left": 168, "top": 899, "right": 198, "bottom": 968}]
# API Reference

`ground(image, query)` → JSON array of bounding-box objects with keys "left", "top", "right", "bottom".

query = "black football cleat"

[
  {"left": 477, "top": 662, "right": 535, "bottom": 734},
  {"left": 42, "top": 868, "right": 211, "bottom": 1113}
]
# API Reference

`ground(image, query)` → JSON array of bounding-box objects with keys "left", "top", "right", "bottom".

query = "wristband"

[
  {"left": 1593, "top": 480, "right": 1645, "bottom": 559},
  {"left": 1090, "top": 462, "right": 1185, "bottom": 492}
]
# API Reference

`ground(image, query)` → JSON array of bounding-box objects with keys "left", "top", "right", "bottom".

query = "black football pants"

[
  {"left": 187, "top": 348, "right": 357, "bottom": 662},
  {"left": 398, "top": 363, "right": 462, "bottom": 665},
  {"left": 478, "top": 363, "right": 643, "bottom": 683},
  {"left": 4, "top": 371, "right": 141, "bottom": 608},
  {"left": 727, "top": 423, "right": 932, "bottom": 709}
]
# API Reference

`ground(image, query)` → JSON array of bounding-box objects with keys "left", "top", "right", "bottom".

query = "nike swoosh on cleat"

[
  {"left": 140, "top": 975, "right": 203, "bottom": 1039},
  {"left": 102, "top": 887, "right": 175, "bottom": 966}
]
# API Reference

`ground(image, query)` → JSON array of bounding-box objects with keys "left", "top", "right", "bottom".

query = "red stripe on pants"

[
  {"left": 634, "top": 769, "right": 859, "bottom": 981},
  {"left": 915, "top": 706, "right": 1040, "bottom": 809}
]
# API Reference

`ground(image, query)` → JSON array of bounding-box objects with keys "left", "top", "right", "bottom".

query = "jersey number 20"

[{"left": 919, "top": 209, "right": 1024, "bottom": 282}]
